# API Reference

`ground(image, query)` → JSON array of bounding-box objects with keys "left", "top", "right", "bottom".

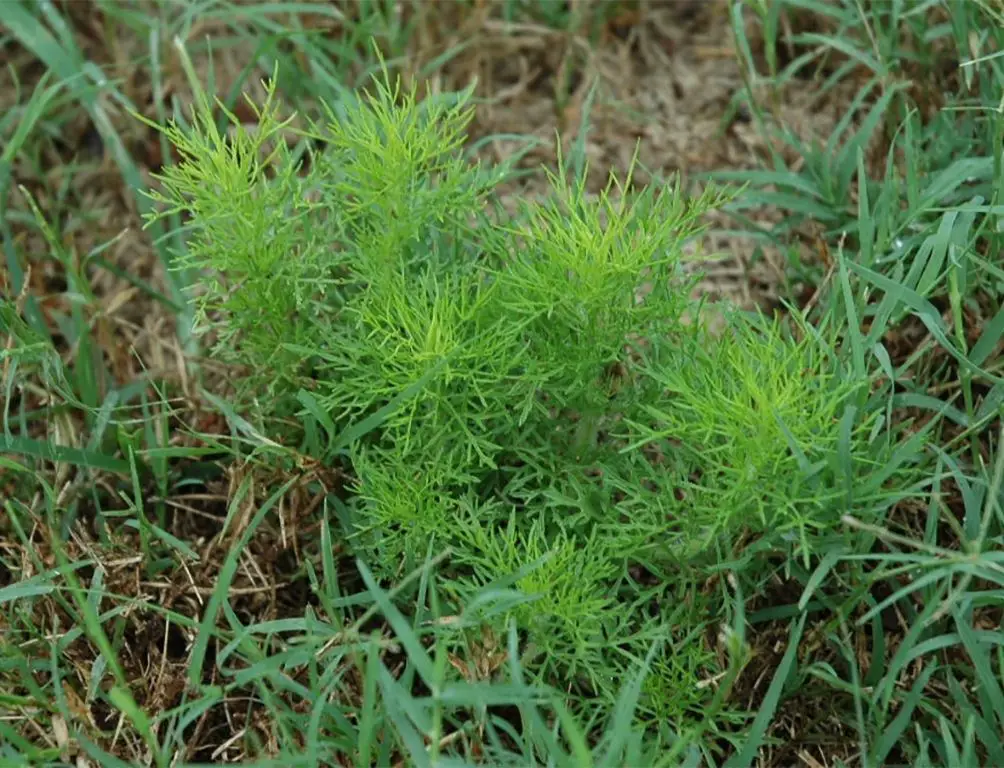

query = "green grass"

[{"left": 2, "top": 0, "right": 1004, "bottom": 765}]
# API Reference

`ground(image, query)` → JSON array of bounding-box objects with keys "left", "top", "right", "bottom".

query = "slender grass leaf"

[
  {"left": 356, "top": 559, "right": 437, "bottom": 689},
  {"left": 870, "top": 661, "right": 939, "bottom": 766},
  {"left": 0, "top": 433, "right": 130, "bottom": 474},
  {"left": 725, "top": 613, "right": 807, "bottom": 768},
  {"left": 187, "top": 477, "right": 297, "bottom": 688}
]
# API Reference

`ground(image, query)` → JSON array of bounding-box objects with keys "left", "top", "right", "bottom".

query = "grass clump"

[{"left": 140, "top": 62, "right": 877, "bottom": 740}]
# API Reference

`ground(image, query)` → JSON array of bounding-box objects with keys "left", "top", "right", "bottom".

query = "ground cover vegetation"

[{"left": 2, "top": 0, "right": 1004, "bottom": 765}]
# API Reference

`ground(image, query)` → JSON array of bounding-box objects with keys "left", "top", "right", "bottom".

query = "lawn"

[{"left": 2, "top": 1, "right": 1004, "bottom": 765}]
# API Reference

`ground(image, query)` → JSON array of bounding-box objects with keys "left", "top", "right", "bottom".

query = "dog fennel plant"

[{"left": 143, "top": 71, "right": 871, "bottom": 732}]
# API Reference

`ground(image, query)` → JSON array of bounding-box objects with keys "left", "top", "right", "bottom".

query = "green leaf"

[
  {"left": 849, "top": 261, "right": 1003, "bottom": 384},
  {"left": 0, "top": 433, "right": 130, "bottom": 474},
  {"left": 870, "top": 661, "right": 938, "bottom": 766},
  {"left": 970, "top": 303, "right": 1004, "bottom": 368},
  {"left": 725, "top": 612, "right": 807, "bottom": 768},
  {"left": 356, "top": 559, "right": 437, "bottom": 690},
  {"left": 187, "top": 477, "right": 297, "bottom": 688}
]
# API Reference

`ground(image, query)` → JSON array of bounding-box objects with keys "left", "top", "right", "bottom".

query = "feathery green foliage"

[{"left": 139, "top": 58, "right": 890, "bottom": 742}]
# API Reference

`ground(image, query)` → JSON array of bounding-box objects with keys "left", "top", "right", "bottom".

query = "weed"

[{"left": 136, "top": 50, "right": 901, "bottom": 747}]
